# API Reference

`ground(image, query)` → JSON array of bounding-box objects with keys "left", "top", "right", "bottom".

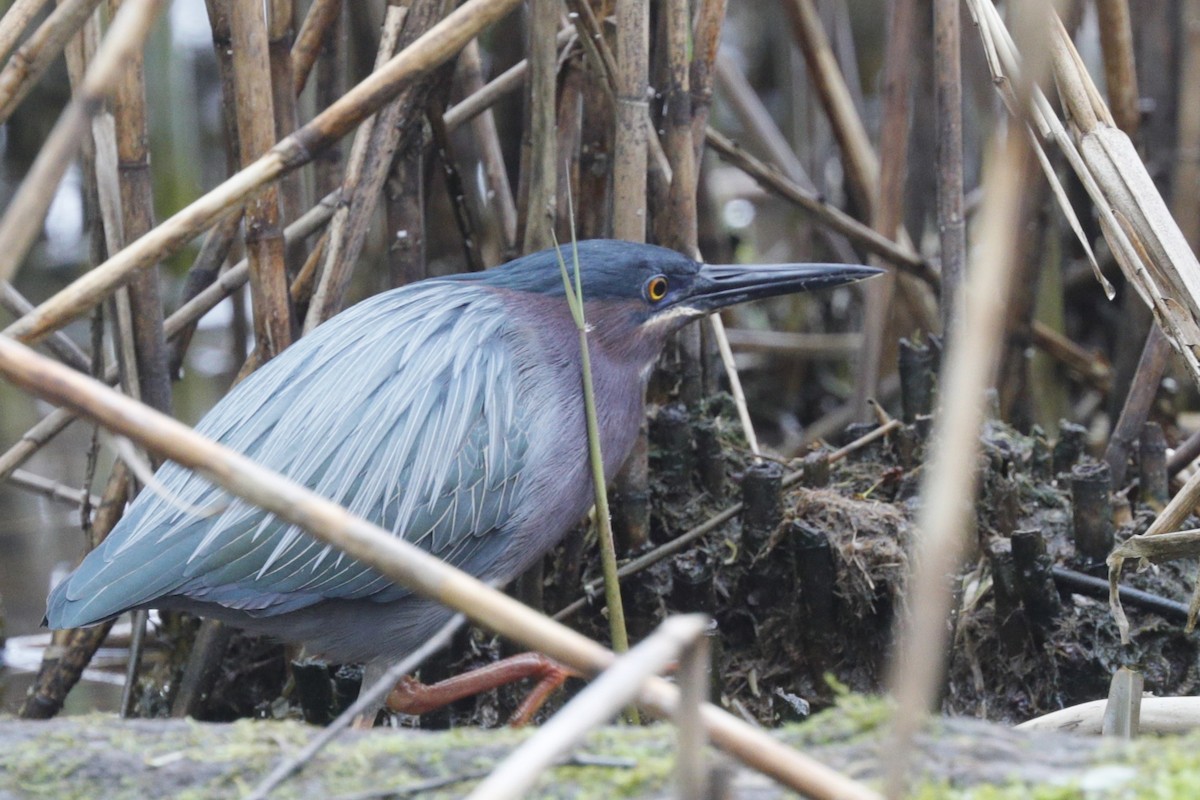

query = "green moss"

[{"left": 10, "top": 711, "right": 1200, "bottom": 798}]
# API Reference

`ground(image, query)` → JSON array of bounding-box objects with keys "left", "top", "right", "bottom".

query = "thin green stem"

[{"left": 553, "top": 234, "right": 635, "bottom": 720}]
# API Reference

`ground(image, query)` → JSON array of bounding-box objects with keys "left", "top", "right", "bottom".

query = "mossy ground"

[{"left": 7, "top": 698, "right": 1200, "bottom": 798}]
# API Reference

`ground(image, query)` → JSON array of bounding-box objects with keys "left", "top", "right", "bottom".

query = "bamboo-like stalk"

[
  {"left": 0, "top": 0, "right": 162, "bottom": 288},
  {"left": 519, "top": 0, "right": 556, "bottom": 250},
  {"left": 0, "top": 0, "right": 103, "bottom": 125},
  {"left": 661, "top": 0, "right": 697, "bottom": 254},
  {"left": 1171, "top": 0, "right": 1200, "bottom": 253},
  {"left": 111, "top": 0, "right": 171, "bottom": 418},
  {"left": 19, "top": 455, "right": 132, "bottom": 719},
  {"left": 4, "top": 0, "right": 524, "bottom": 347},
  {"left": 934, "top": 0, "right": 967, "bottom": 340},
  {"left": 7, "top": 467, "right": 99, "bottom": 507},
  {"left": 660, "top": 0, "right": 704, "bottom": 407},
  {"left": 0, "top": 331, "right": 879, "bottom": 800},
  {"left": 612, "top": 0, "right": 648, "bottom": 243},
  {"left": 0, "top": 0, "right": 51, "bottom": 66},
  {"left": 853, "top": 0, "right": 915, "bottom": 422},
  {"left": 226, "top": 0, "right": 292, "bottom": 360},
  {"left": 607, "top": 0, "right": 651, "bottom": 558},
  {"left": 268, "top": 0, "right": 302, "bottom": 237},
  {"left": 688, "top": 0, "right": 727, "bottom": 169},
  {"left": 291, "top": 0, "right": 341, "bottom": 96},
  {"left": 562, "top": 0, "right": 671, "bottom": 186},
  {"left": 1095, "top": 0, "right": 1140, "bottom": 138}
]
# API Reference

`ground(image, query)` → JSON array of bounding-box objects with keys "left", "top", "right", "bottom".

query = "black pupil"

[{"left": 651, "top": 279, "right": 665, "bottom": 298}]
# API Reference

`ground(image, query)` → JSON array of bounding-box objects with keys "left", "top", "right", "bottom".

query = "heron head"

[{"left": 468, "top": 240, "right": 880, "bottom": 364}]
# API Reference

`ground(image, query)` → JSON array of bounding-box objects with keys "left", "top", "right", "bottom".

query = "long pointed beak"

[{"left": 685, "top": 262, "right": 882, "bottom": 312}]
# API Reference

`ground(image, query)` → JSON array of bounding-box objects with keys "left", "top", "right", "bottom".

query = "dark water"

[
  {"left": 0, "top": 323, "right": 235, "bottom": 714},
  {"left": 0, "top": 380, "right": 125, "bottom": 713}
]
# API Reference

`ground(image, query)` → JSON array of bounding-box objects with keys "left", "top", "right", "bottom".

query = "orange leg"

[{"left": 386, "top": 652, "right": 576, "bottom": 726}]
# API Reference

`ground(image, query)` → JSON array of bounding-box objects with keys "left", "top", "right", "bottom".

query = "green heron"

[{"left": 46, "top": 240, "right": 877, "bottom": 714}]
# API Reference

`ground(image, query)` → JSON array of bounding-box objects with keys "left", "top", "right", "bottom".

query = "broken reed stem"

[
  {"left": 1095, "top": 0, "right": 1140, "bottom": 137},
  {"left": 0, "top": 0, "right": 163, "bottom": 288},
  {"left": 883, "top": 130, "right": 1032, "bottom": 798},
  {"left": 0, "top": 0, "right": 51, "bottom": 66},
  {"left": 227, "top": 0, "right": 291, "bottom": 360},
  {"left": 934, "top": 0, "right": 967, "bottom": 340},
  {"left": 0, "top": 0, "right": 103, "bottom": 126},
  {"left": 7, "top": 467, "right": 99, "bottom": 508},
  {"left": 291, "top": 0, "right": 341, "bottom": 96},
  {"left": 4, "top": 0, "right": 523, "bottom": 347},
  {"left": 1103, "top": 324, "right": 1170, "bottom": 487}
]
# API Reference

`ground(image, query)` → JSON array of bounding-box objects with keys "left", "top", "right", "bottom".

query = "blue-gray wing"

[{"left": 47, "top": 282, "right": 529, "bottom": 627}]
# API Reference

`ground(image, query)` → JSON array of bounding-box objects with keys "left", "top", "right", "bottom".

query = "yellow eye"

[{"left": 646, "top": 275, "right": 669, "bottom": 302}]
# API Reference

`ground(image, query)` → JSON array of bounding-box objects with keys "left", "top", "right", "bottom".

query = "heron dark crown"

[{"left": 451, "top": 240, "right": 700, "bottom": 307}]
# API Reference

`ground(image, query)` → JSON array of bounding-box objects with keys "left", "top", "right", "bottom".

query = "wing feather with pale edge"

[{"left": 47, "top": 282, "right": 529, "bottom": 627}]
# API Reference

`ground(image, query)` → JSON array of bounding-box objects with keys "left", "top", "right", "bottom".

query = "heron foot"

[{"left": 385, "top": 652, "right": 576, "bottom": 726}]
